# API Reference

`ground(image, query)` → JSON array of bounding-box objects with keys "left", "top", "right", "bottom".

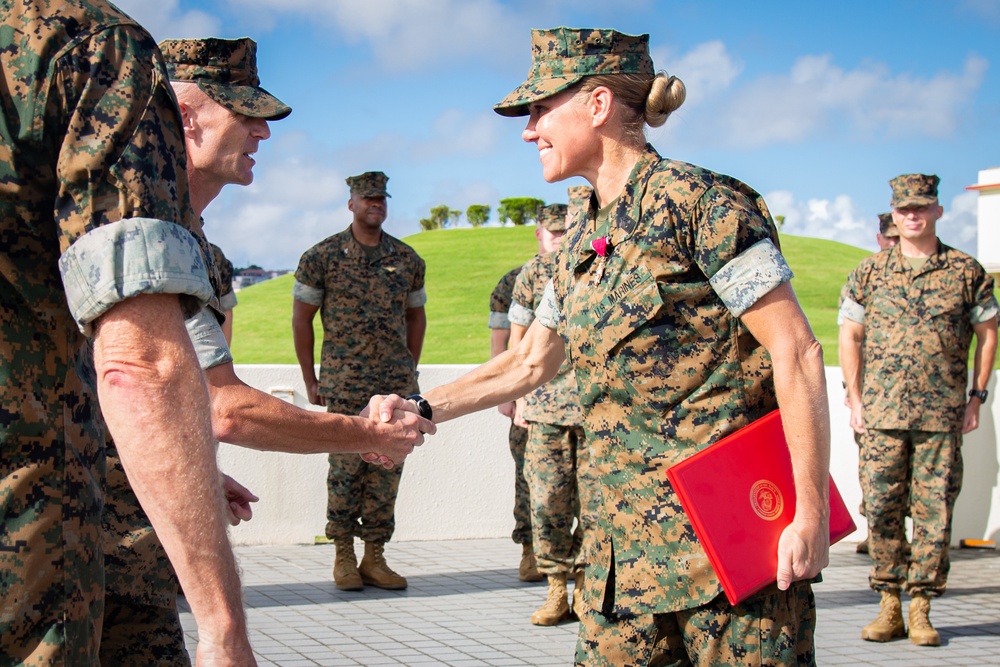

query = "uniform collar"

[{"left": 888, "top": 238, "right": 946, "bottom": 276}]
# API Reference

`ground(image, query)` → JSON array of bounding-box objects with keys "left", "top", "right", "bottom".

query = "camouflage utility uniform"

[
  {"left": 294, "top": 228, "right": 425, "bottom": 543},
  {"left": 840, "top": 243, "right": 997, "bottom": 597},
  {"left": 537, "top": 145, "right": 816, "bottom": 665},
  {"left": 510, "top": 253, "right": 598, "bottom": 577},
  {"left": 490, "top": 266, "right": 532, "bottom": 547},
  {"left": 0, "top": 2, "right": 215, "bottom": 663}
]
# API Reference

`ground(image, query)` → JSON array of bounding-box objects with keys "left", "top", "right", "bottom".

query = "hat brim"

[
  {"left": 891, "top": 195, "right": 938, "bottom": 208},
  {"left": 199, "top": 83, "right": 292, "bottom": 121},
  {"left": 493, "top": 74, "right": 582, "bottom": 117}
]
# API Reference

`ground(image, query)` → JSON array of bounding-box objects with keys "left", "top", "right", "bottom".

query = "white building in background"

[{"left": 971, "top": 166, "right": 1000, "bottom": 275}]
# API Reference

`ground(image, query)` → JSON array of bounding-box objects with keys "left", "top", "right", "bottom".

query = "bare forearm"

[
  {"left": 489, "top": 328, "right": 510, "bottom": 359},
  {"left": 424, "top": 321, "right": 563, "bottom": 422},
  {"left": 772, "top": 339, "right": 831, "bottom": 520},
  {"left": 838, "top": 323, "right": 864, "bottom": 402},
  {"left": 292, "top": 322, "right": 316, "bottom": 382},
  {"left": 94, "top": 294, "right": 247, "bottom": 647},
  {"left": 405, "top": 308, "right": 426, "bottom": 364},
  {"left": 971, "top": 319, "right": 997, "bottom": 391}
]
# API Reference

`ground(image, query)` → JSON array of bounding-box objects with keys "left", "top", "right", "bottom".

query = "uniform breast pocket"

[
  {"left": 925, "top": 292, "right": 967, "bottom": 354},
  {"left": 591, "top": 268, "right": 685, "bottom": 415}
]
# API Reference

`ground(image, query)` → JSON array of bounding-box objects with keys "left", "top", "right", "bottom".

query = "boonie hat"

[
  {"left": 538, "top": 203, "right": 568, "bottom": 232},
  {"left": 494, "top": 27, "right": 654, "bottom": 117},
  {"left": 160, "top": 37, "right": 292, "bottom": 121},
  {"left": 877, "top": 212, "right": 898, "bottom": 237},
  {"left": 567, "top": 185, "right": 593, "bottom": 223},
  {"left": 347, "top": 171, "right": 391, "bottom": 198},
  {"left": 889, "top": 174, "right": 939, "bottom": 208}
]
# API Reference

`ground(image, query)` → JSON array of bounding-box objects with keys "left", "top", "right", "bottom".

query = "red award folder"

[{"left": 666, "top": 409, "right": 856, "bottom": 605}]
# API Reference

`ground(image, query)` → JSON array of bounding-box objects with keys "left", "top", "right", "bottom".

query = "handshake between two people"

[{"left": 359, "top": 394, "right": 436, "bottom": 469}]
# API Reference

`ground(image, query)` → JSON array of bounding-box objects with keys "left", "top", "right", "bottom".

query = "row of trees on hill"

[{"left": 418, "top": 197, "right": 546, "bottom": 231}]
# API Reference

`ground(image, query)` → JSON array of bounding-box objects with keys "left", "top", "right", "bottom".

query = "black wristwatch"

[
  {"left": 969, "top": 388, "right": 989, "bottom": 402},
  {"left": 405, "top": 394, "right": 433, "bottom": 420}
]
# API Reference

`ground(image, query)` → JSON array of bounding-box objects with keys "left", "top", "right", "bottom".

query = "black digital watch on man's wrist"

[
  {"left": 969, "top": 388, "right": 988, "bottom": 402},
  {"left": 405, "top": 394, "right": 433, "bottom": 420}
]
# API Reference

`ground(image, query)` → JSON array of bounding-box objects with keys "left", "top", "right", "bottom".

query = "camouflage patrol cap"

[
  {"left": 567, "top": 185, "right": 593, "bottom": 222},
  {"left": 538, "top": 203, "right": 568, "bottom": 232},
  {"left": 877, "top": 212, "right": 898, "bottom": 237},
  {"left": 346, "top": 171, "right": 391, "bottom": 198},
  {"left": 160, "top": 37, "right": 292, "bottom": 121},
  {"left": 890, "top": 173, "right": 939, "bottom": 208},
  {"left": 494, "top": 27, "right": 654, "bottom": 117}
]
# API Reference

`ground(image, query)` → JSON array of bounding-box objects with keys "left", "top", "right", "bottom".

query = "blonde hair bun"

[{"left": 645, "top": 72, "right": 686, "bottom": 128}]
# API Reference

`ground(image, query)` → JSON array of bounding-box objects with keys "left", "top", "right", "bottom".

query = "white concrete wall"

[
  {"left": 976, "top": 166, "right": 1000, "bottom": 274},
  {"left": 221, "top": 365, "right": 1000, "bottom": 547}
]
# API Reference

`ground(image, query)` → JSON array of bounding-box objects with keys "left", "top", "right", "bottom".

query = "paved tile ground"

[{"left": 180, "top": 540, "right": 1000, "bottom": 666}]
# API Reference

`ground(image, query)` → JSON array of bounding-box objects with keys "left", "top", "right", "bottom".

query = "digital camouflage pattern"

[
  {"left": 346, "top": 171, "right": 391, "bottom": 198},
  {"left": 511, "top": 253, "right": 580, "bottom": 426},
  {"left": 495, "top": 27, "right": 654, "bottom": 117},
  {"left": 524, "top": 423, "right": 598, "bottom": 576},
  {"left": 547, "top": 144, "right": 794, "bottom": 621},
  {"left": 576, "top": 581, "right": 816, "bottom": 666},
  {"left": 889, "top": 173, "right": 939, "bottom": 208},
  {"left": 538, "top": 203, "right": 568, "bottom": 232},
  {"left": 294, "top": 227, "right": 423, "bottom": 542},
  {"left": 862, "top": 430, "right": 962, "bottom": 598},
  {"left": 99, "top": 595, "right": 189, "bottom": 667},
  {"left": 160, "top": 37, "right": 291, "bottom": 121},
  {"left": 877, "top": 212, "right": 897, "bottom": 238},
  {"left": 840, "top": 243, "right": 997, "bottom": 431},
  {"left": 489, "top": 266, "right": 532, "bottom": 544},
  {"left": 1, "top": 2, "right": 212, "bottom": 664},
  {"left": 567, "top": 185, "right": 594, "bottom": 227}
]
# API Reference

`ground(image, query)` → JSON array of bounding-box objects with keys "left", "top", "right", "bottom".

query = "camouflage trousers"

[
  {"left": 99, "top": 594, "right": 189, "bottom": 667},
  {"left": 861, "top": 429, "right": 963, "bottom": 597},
  {"left": 525, "top": 422, "right": 599, "bottom": 575},
  {"left": 325, "top": 451, "right": 403, "bottom": 542},
  {"left": 575, "top": 583, "right": 816, "bottom": 666},
  {"left": 0, "top": 435, "right": 104, "bottom": 666},
  {"left": 508, "top": 422, "right": 532, "bottom": 545},
  {"left": 101, "top": 449, "right": 186, "bottom": 665}
]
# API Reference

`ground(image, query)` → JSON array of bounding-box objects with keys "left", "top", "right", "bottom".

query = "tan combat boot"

[
  {"left": 358, "top": 541, "right": 407, "bottom": 590},
  {"left": 531, "top": 574, "right": 570, "bottom": 626},
  {"left": 518, "top": 543, "right": 543, "bottom": 582},
  {"left": 333, "top": 538, "right": 363, "bottom": 591},
  {"left": 908, "top": 594, "right": 941, "bottom": 646},
  {"left": 861, "top": 590, "right": 906, "bottom": 642},
  {"left": 571, "top": 570, "right": 585, "bottom": 618}
]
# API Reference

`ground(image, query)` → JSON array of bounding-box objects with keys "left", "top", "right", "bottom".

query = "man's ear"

[{"left": 177, "top": 101, "right": 197, "bottom": 136}]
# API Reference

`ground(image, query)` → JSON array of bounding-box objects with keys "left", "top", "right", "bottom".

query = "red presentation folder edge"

[{"left": 666, "top": 409, "right": 856, "bottom": 606}]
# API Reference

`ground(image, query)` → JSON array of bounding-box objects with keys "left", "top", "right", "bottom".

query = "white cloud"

[
  {"left": 112, "top": 0, "right": 222, "bottom": 40},
  {"left": 652, "top": 41, "right": 743, "bottom": 109},
  {"left": 231, "top": 0, "right": 523, "bottom": 70},
  {"left": 765, "top": 190, "right": 874, "bottom": 251},
  {"left": 938, "top": 191, "right": 979, "bottom": 256}
]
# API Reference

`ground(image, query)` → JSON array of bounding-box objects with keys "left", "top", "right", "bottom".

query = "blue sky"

[{"left": 115, "top": 0, "right": 1000, "bottom": 270}]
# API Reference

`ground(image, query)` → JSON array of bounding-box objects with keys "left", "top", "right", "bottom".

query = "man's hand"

[
  {"left": 195, "top": 636, "right": 257, "bottom": 666},
  {"left": 962, "top": 400, "right": 981, "bottom": 434},
  {"left": 776, "top": 515, "right": 830, "bottom": 591},
  {"left": 848, "top": 398, "right": 865, "bottom": 435},
  {"left": 358, "top": 394, "right": 436, "bottom": 468},
  {"left": 513, "top": 397, "right": 528, "bottom": 429},
  {"left": 305, "top": 377, "right": 323, "bottom": 406},
  {"left": 497, "top": 401, "right": 515, "bottom": 419},
  {"left": 221, "top": 474, "right": 259, "bottom": 526}
]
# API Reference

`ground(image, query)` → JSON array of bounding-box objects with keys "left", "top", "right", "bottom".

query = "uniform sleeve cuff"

[
  {"left": 219, "top": 291, "right": 238, "bottom": 312},
  {"left": 838, "top": 298, "right": 865, "bottom": 325},
  {"left": 508, "top": 301, "right": 535, "bottom": 327},
  {"left": 708, "top": 239, "right": 794, "bottom": 318},
  {"left": 407, "top": 286, "right": 428, "bottom": 309},
  {"left": 972, "top": 296, "right": 999, "bottom": 324},
  {"left": 185, "top": 307, "right": 234, "bottom": 370},
  {"left": 488, "top": 312, "right": 510, "bottom": 329},
  {"left": 292, "top": 280, "right": 323, "bottom": 306},
  {"left": 58, "top": 217, "right": 213, "bottom": 335},
  {"left": 535, "top": 280, "right": 561, "bottom": 330}
]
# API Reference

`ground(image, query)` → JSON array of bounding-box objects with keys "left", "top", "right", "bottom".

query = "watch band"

[
  {"left": 969, "top": 388, "right": 988, "bottom": 402},
  {"left": 405, "top": 394, "right": 433, "bottom": 421}
]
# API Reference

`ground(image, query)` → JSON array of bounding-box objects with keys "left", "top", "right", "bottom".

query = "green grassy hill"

[{"left": 230, "top": 229, "right": 991, "bottom": 367}]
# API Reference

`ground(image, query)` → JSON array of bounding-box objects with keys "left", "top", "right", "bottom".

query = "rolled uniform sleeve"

[
  {"left": 535, "top": 280, "right": 561, "bottom": 331},
  {"left": 184, "top": 307, "right": 233, "bottom": 369},
  {"left": 509, "top": 266, "right": 536, "bottom": 327},
  {"left": 292, "top": 280, "right": 324, "bottom": 306},
  {"left": 407, "top": 286, "right": 427, "bottom": 309},
  {"left": 690, "top": 185, "right": 792, "bottom": 318},
  {"left": 51, "top": 23, "right": 211, "bottom": 334}
]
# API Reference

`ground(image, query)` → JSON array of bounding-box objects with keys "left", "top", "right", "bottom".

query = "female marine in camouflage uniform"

[{"left": 373, "top": 27, "right": 831, "bottom": 665}]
